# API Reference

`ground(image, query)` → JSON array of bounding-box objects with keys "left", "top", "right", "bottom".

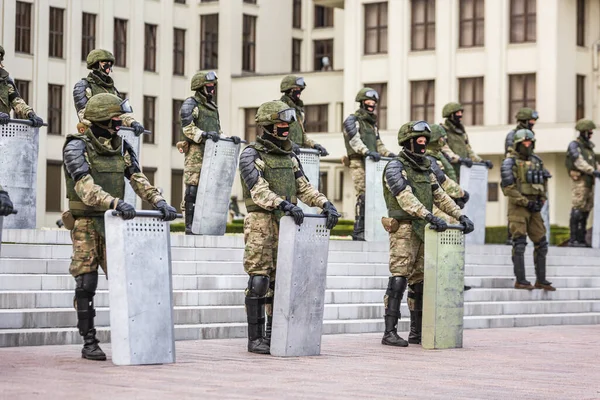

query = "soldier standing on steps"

[
  {"left": 62, "top": 94, "right": 178, "bottom": 361},
  {"left": 0, "top": 185, "right": 13, "bottom": 216},
  {"left": 239, "top": 100, "right": 339, "bottom": 354},
  {"left": 381, "top": 121, "right": 474, "bottom": 347},
  {"left": 501, "top": 129, "right": 555, "bottom": 291}
]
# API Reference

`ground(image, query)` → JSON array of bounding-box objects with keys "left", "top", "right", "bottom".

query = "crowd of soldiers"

[{"left": 0, "top": 46, "right": 598, "bottom": 358}]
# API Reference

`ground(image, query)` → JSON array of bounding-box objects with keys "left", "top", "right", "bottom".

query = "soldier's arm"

[
  {"left": 7, "top": 79, "right": 33, "bottom": 118},
  {"left": 500, "top": 158, "right": 529, "bottom": 206},
  {"left": 73, "top": 80, "right": 92, "bottom": 124},
  {"left": 384, "top": 160, "right": 430, "bottom": 219},
  {"left": 441, "top": 143, "right": 461, "bottom": 163},
  {"left": 119, "top": 113, "right": 137, "bottom": 128},
  {"left": 239, "top": 148, "right": 285, "bottom": 211},
  {"left": 431, "top": 173, "right": 462, "bottom": 220},
  {"left": 123, "top": 140, "right": 165, "bottom": 205},
  {"left": 180, "top": 99, "right": 205, "bottom": 143},
  {"left": 292, "top": 155, "right": 328, "bottom": 208},
  {"left": 428, "top": 156, "right": 463, "bottom": 198},
  {"left": 376, "top": 137, "right": 393, "bottom": 157},
  {"left": 343, "top": 115, "right": 369, "bottom": 155},
  {"left": 569, "top": 142, "right": 595, "bottom": 174},
  {"left": 465, "top": 134, "right": 483, "bottom": 162}
]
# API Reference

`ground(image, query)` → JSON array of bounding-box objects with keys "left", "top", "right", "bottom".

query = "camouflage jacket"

[{"left": 0, "top": 68, "right": 33, "bottom": 117}]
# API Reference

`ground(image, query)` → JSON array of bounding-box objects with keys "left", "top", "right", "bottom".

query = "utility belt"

[{"left": 348, "top": 154, "right": 365, "bottom": 161}]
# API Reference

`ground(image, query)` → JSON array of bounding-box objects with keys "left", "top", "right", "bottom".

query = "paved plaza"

[{"left": 1, "top": 325, "right": 599, "bottom": 399}]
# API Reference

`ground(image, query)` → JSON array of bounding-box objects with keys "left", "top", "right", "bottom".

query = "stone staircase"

[{"left": 1, "top": 230, "right": 599, "bottom": 347}]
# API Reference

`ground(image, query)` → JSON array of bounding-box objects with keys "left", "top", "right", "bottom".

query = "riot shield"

[
  {"left": 297, "top": 148, "right": 320, "bottom": 214},
  {"left": 104, "top": 210, "right": 176, "bottom": 365},
  {"left": 0, "top": 210, "right": 17, "bottom": 255},
  {"left": 117, "top": 127, "right": 143, "bottom": 208},
  {"left": 422, "top": 224, "right": 465, "bottom": 350},
  {"left": 192, "top": 138, "right": 241, "bottom": 235},
  {"left": 459, "top": 163, "right": 488, "bottom": 245},
  {"left": 593, "top": 178, "right": 600, "bottom": 248},
  {"left": 271, "top": 215, "right": 331, "bottom": 357},
  {"left": 364, "top": 157, "right": 392, "bottom": 242},
  {"left": 0, "top": 121, "right": 39, "bottom": 228}
]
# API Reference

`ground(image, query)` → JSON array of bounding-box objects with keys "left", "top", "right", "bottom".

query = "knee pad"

[
  {"left": 534, "top": 236, "right": 548, "bottom": 255},
  {"left": 184, "top": 185, "right": 198, "bottom": 203},
  {"left": 572, "top": 208, "right": 585, "bottom": 220},
  {"left": 512, "top": 236, "right": 527, "bottom": 255},
  {"left": 247, "top": 275, "right": 270, "bottom": 297},
  {"left": 385, "top": 276, "right": 407, "bottom": 299},
  {"left": 75, "top": 272, "right": 98, "bottom": 299}
]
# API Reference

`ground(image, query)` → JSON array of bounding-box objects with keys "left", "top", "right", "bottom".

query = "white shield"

[
  {"left": 192, "top": 138, "right": 241, "bottom": 235},
  {"left": 0, "top": 122, "right": 39, "bottom": 228},
  {"left": 459, "top": 164, "right": 488, "bottom": 245},
  {"left": 271, "top": 215, "right": 331, "bottom": 357},
  {"left": 0, "top": 215, "right": 3, "bottom": 255},
  {"left": 364, "top": 158, "right": 390, "bottom": 242},
  {"left": 104, "top": 210, "right": 175, "bottom": 365},
  {"left": 297, "top": 148, "right": 320, "bottom": 214},
  {"left": 117, "top": 128, "right": 142, "bottom": 208}
]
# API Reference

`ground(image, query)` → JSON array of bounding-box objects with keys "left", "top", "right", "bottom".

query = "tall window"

[
  {"left": 459, "top": 0, "right": 484, "bottom": 48},
  {"left": 173, "top": 28, "right": 186, "bottom": 76},
  {"left": 320, "top": 171, "right": 329, "bottom": 198},
  {"left": 48, "top": 85, "right": 63, "bottom": 135},
  {"left": 410, "top": 80, "right": 435, "bottom": 122},
  {"left": 458, "top": 77, "right": 484, "bottom": 126},
  {"left": 576, "top": 75, "right": 585, "bottom": 121},
  {"left": 172, "top": 99, "right": 184, "bottom": 146},
  {"left": 304, "top": 105, "right": 328, "bottom": 133},
  {"left": 313, "top": 39, "right": 333, "bottom": 71},
  {"left": 577, "top": 0, "right": 585, "bottom": 47},
  {"left": 488, "top": 182, "right": 499, "bottom": 202},
  {"left": 144, "top": 24, "right": 157, "bottom": 72},
  {"left": 143, "top": 96, "right": 157, "bottom": 144},
  {"left": 292, "top": 39, "right": 302, "bottom": 72},
  {"left": 293, "top": 0, "right": 302, "bottom": 29},
  {"left": 508, "top": 74, "right": 536, "bottom": 123},
  {"left": 49, "top": 7, "right": 65, "bottom": 58},
  {"left": 243, "top": 0, "right": 257, "bottom": 3},
  {"left": 364, "top": 2, "right": 388, "bottom": 55},
  {"left": 46, "top": 161, "right": 63, "bottom": 212},
  {"left": 200, "top": 15, "right": 219, "bottom": 69},
  {"left": 365, "top": 83, "right": 387, "bottom": 130},
  {"left": 15, "top": 1, "right": 32, "bottom": 54},
  {"left": 171, "top": 169, "right": 184, "bottom": 213},
  {"left": 14, "top": 80, "right": 30, "bottom": 105},
  {"left": 81, "top": 13, "right": 97, "bottom": 61},
  {"left": 244, "top": 108, "right": 260, "bottom": 142},
  {"left": 114, "top": 19, "right": 128, "bottom": 67},
  {"left": 242, "top": 15, "right": 257, "bottom": 72},
  {"left": 141, "top": 168, "right": 157, "bottom": 210},
  {"left": 175, "top": 0, "right": 186, "bottom": 3},
  {"left": 314, "top": 6, "right": 334, "bottom": 28},
  {"left": 510, "top": 0, "right": 536, "bottom": 43},
  {"left": 411, "top": 0, "right": 435, "bottom": 51}
]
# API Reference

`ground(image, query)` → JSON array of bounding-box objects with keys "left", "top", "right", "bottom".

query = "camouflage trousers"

[
  {"left": 349, "top": 159, "right": 366, "bottom": 197},
  {"left": 508, "top": 203, "right": 546, "bottom": 243},
  {"left": 386, "top": 221, "right": 424, "bottom": 311},
  {"left": 571, "top": 178, "right": 594, "bottom": 212},
  {"left": 69, "top": 217, "right": 107, "bottom": 277},
  {"left": 183, "top": 142, "right": 205, "bottom": 186}
]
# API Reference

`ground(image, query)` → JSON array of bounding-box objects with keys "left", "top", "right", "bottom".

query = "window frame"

[
  {"left": 304, "top": 104, "right": 329, "bottom": 133},
  {"left": 576, "top": 75, "right": 585, "bottom": 121},
  {"left": 314, "top": 5, "right": 334, "bottom": 28},
  {"left": 410, "top": 80, "right": 435, "bottom": 123},
  {"left": 49, "top": 7, "right": 65, "bottom": 58},
  {"left": 171, "top": 169, "right": 184, "bottom": 213},
  {"left": 114, "top": 18, "right": 128, "bottom": 67},
  {"left": 15, "top": 1, "right": 32, "bottom": 54},
  {"left": 459, "top": 0, "right": 484, "bottom": 48},
  {"left": 173, "top": 28, "right": 186, "bottom": 76},
  {"left": 81, "top": 13, "right": 97, "bottom": 62},
  {"left": 364, "top": 2, "right": 388, "bottom": 55},
  {"left": 14, "top": 80, "right": 30, "bottom": 106},
  {"left": 577, "top": 0, "right": 585, "bottom": 47},
  {"left": 47, "top": 84, "right": 63, "bottom": 136},
  {"left": 242, "top": 15, "right": 257, "bottom": 72},
  {"left": 411, "top": 0, "right": 436, "bottom": 51},
  {"left": 45, "top": 160, "right": 63, "bottom": 213},
  {"left": 508, "top": 73, "right": 536, "bottom": 123},
  {"left": 143, "top": 96, "right": 157, "bottom": 144},
  {"left": 292, "top": 38, "right": 302, "bottom": 72},
  {"left": 200, "top": 14, "right": 219, "bottom": 70},
  {"left": 293, "top": 0, "right": 302, "bottom": 29},
  {"left": 144, "top": 23, "right": 158, "bottom": 72},
  {"left": 313, "top": 39, "right": 334, "bottom": 71},
  {"left": 458, "top": 77, "right": 484, "bottom": 126},
  {"left": 509, "top": 0, "right": 536, "bottom": 44}
]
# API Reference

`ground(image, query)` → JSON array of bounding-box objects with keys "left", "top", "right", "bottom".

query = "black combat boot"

[
  {"left": 184, "top": 185, "right": 197, "bottom": 235},
  {"left": 569, "top": 209, "right": 587, "bottom": 247},
  {"left": 381, "top": 277, "right": 409, "bottom": 347},
  {"left": 75, "top": 273, "right": 106, "bottom": 361},
  {"left": 533, "top": 238, "right": 556, "bottom": 291},
  {"left": 512, "top": 237, "right": 534, "bottom": 290},
  {"left": 352, "top": 194, "right": 365, "bottom": 241},
  {"left": 82, "top": 329, "right": 107, "bottom": 361},
  {"left": 245, "top": 275, "right": 270, "bottom": 354},
  {"left": 581, "top": 211, "right": 591, "bottom": 247},
  {"left": 407, "top": 283, "right": 423, "bottom": 345}
]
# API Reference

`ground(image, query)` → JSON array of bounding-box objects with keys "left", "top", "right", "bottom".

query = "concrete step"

[
  {"left": 464, "top": 288, "right": 600, "bottom": 302},
  {"left": 465, "top": 265, "right": 600, "bottom": 277},
  {"left": 465, "top": 276, "right": 600, "bottom": 289}
]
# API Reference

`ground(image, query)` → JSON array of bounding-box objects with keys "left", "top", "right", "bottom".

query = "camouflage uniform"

[
  {"left": 343, "top": 87, "right": 394, "bottom": 240},
  {"left": 566, "top": 119, "right": 600, "bottom": 247},
  {"left": 500, "top": 129, "right": 554, "bottom": 291}
]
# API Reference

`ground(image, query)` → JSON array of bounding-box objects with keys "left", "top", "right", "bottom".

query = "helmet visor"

[
  {"left": 365, "top": 90, "right": 379, "bottom": 102},
  {"left": 120, "top": 99, "right": 133, "bottom": 114},
  {"left": 205, "top": 71, "right": 218, "bottom": 81},
  {"left": 412, "top": 121, "right": 431, "bottom": 133},
  {"left": 275, "top": 108, "right": 297, "bottom": 123},
  {"left": 295, "top": 77, "right": 305, "bottom": 87},
  {"left": 531, "top": 111, "right": 539, "bottom": 120}
]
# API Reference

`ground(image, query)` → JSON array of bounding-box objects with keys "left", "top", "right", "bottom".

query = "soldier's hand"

[
  {"left": 459, "top": 157, "right": 473, "bottom": 168},
  {"left": 425, "top": 213, "right": 448, "bottom": 232},
  {"left": 203, "top": 131, "right": 220, "bottom": 142},
  {"left": 0, "top": 112, "right": 9, "bottom": 125},
  {"left": 365, "top": 151, "right": 381, "bottom": 162},
  {"left": 28, "top": 112, "right": 44, "bottom": 128},
  {"left": 229, "top": 135, "right": 242, "bottom": 145},
  {"left": 115, "top": 200, "right": 136, "bottom": 220},
  {"left": 543, "top": 169, "right": 552, "bottom": 180},
  {"left": 291, "top": 142, "right": 302, "bottom": 155},
  {"left": 131, "top": 122, "right": 145, "bottom": 136},
  {"left": 321, "top": 201, "right": 341, "bottom": 230},
  {"left": 278, "top": 200, "right": 304, "bottom": 225},
  {"left": 526, "top": 201, "right": 542, "bottom": 213},
  {"left": 593, "top": 170, "right": 600, "bottom": 179},
  {"left": 459, "top": 215, "right": 475, "bottom": 234},
  {"left": 455, "top": 190, "right": 469, "bottom": 209},
  {"left": 484, "top": 160, "right": 494, "bottom": 169},
  {"left": 314, "top": 144, "right": 329, "bottom": 157},
  {"left": 155, "top": 200, "right": 178, "bottom": 221},
  {"left": 0, "top": 191, "right": 14, "bottom": 216}
]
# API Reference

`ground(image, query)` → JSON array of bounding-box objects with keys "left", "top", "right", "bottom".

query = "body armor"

[{"left": 345, "top": 109, "right": 378, "bottom": 158}]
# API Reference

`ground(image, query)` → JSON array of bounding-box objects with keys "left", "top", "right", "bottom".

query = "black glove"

[
  {"left": 321, "top": 201, "right": 340, "bottom": 230},
  {"left": 526, "top": 200, "right": 542, "bottom": 213},
  {"left": 155, "top": 200, "right": 178, "bottom": 221},
  {"left": 115, "top": 199, "right": 136, "bottom": 220},
  {"left": 229, "top": 135, "right": 242, "bottom": 145},
  {"left": 484, "top": 160, "right": 494, "bottom": 169},
  {"left": 593, "top": 170, "right": 600, "bottom": 179},
  {"left": 0, "top": 191, "right": 14, "bottom": 216},
  {"left": 28, "top": 112, "right": 44, "bottom": 128},
  {"left": 425, "top": 213, "right": 448, "bottom": 232},
  {"left": 543, "top": 169, "right": 552, "bottom": 180},
  {"left": 459, "top": 158, "right": 473, "bottom": 168},
  {"left": 291, "top": 142, "right": 302, "bottom": 155},
  {"left": 455, "top": 190, "right": 470, "bottom": 209},
  {"left": 0, "top": 112, "right": 9, "bottom": 125},
  {"left": 365, "top": 151, "right": 381, "bottom": 162},
  {"left": 459, "top": 215, "right": 475, "bottom": 234},
  {"left": 387, "top": 152, "right": 397, "bottom": 158},
  {"left": 314, "top": 144, "right": 329, "bottom": 157},
  {"left": 278, "top": 200, "right": 304, "bottom": 225},
  {"left": 131, "top": 121, "right": 145, "bottom": 136},
  {"left": 204, "top": 131, "right": 220, "bottom": 142}
]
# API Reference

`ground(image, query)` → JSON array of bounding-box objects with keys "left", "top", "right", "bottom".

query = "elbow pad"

[
  {"left": 500, "top": 158, "right": 516, "bottom": 188},
  {"left": 63, "top": 139, "right": 90, "bottom": 182},
  {"left": 239, "top": 148, "right": 261, "bottom": 190},
  {"left": 384, "top": 160, "right": 407, "bottom": 196}
]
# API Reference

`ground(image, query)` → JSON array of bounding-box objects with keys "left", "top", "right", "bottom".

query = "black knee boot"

[
  {"left": 184, "top": 185, "right": 198, "bottom": 235},
  {"left": 352, "top": 194, "right": 365, "bottom": 241},
  {"left": 75, "top": 272, "right": 106, "bottom": 361},
  {"left": 512, "top": 236, "right": 533, "bottom": 290},
  {"left": 533, "top": 237, "right": 556, "bottom": 291},
  {"left": 245, "top": 275, "right": 270, "bottom": 354},
  {"left": 381, "top": 277, "right": 409, "bottom": 347},
  {"left": 581, "top": 211, "right": 591, "bottom": 247},
  {"left": 407, "top": 282, "right": 423, "bottom": 345}
]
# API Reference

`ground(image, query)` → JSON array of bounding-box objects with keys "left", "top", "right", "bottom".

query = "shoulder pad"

[
  {"left": 239, "top": 147, "right": 261, "bottom": 190},
  {"left": 505, "top": 130, "right": 516, "bottom": 152},
  {"left": 568, "top": 141, "right": 580, "bottom": 160},
  {"left": 427, "top": 156, "right": 446, "bottom": 185},
  {"left": 63, "top": 138, "right": 90, "bottom": 182},
  {"left": 73, "top": 80, "right": 90, "bottom": 112},
  {"left": 385, "top": 160, "right": 408, "bottom": 196},
  {"left": 123, "top": 140, "right": 141, "bottom": 179},
  {"left": 180, "top": 97, "right": 198, "bottom": 127},
  {"left": 500, "top": 157, "right": 516, "bottom": 188},
  {"left": 343, "top": 114, "right": 359, "bottom": 139}
]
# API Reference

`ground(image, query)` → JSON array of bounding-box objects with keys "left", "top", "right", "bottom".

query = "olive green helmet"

[
  {"left": 428, "top": 124, "right": 447, "bottom": 143},
  {"left": 255, "top": 101, "right": 296, "bottom": 126},
  {"left": 575, "top": 119, "right": 596, "bottom": 132},
  {"left": 0, "top": 45, "right": 4, "bottom": 62},
  {"left": 442, "top": 102, "right": 464, "bottom": 118},
  {"left": 397, "top": 121, "right": 432, "bottom": 145},
  {"left": 280, "top": 75, "right": 306, "bottom": 92},
  {"left": 191, "top": 70, "right": 218, "bottom": 91},
  {"left": 515, "top": 107, "right": 539, "bottom": 121},
  {"left": 355, "top": 87, "right": 379, "bottom": 103},
  {"left": 84, "top": 93, "right": 132, "bottom": 122},
  {"left": 86, "top": 49, "right": 115, "bottom": 69},
  {"left": 513, "top": 128, "right": 536, "bottom": 145}
]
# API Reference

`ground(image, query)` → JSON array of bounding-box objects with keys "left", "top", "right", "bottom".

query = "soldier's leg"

[
  {"left": 570, "top": 179, "right": 589, "bottom": 247},
  {"left": 183, "top": 144, "right": 202, "bottom": 235},
  {"left": 407, "top": 238, "right": 425, "bottom": 345},
  {"left": 529, "top": 213, "right": 555, "bottom": 290},
  {"left": 509, "top": 215, "right": 533, "bottom": 289},
  {"left": 349, "top": 159, "right": 366, "bottom": 241},
  {"left": 183, "top": 185, "right": 198, "bottom": 235},
  {"left": 581, "top": 186, "right": 595, "bottom": 246},
  {"left": 264, "top": 217, "right": 279, "bottom": 346}
]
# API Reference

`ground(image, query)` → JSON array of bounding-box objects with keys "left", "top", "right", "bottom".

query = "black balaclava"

[
  {"left": 204, "top": 84, "right": 215, "bottom": 101},
  {"left": 288, "top": 89, "right": 302, "bottom": 104},
  {"left": 516, "top": 142, "right": 534, "bottom": 158},
  {"left": 403, "top": 137, "right": 428, "bottom": 164},
  {"left": 91, "top": 118, "right": 122, "bottom": 138},
  {"left": 261, "top": 124, "right": 289, "bottom": 146},
  {"left": 451, "top": 112, "right": 463, "bottom": 125},
  {"left": 361, "top": 101, "right": 376, "bottom": 114},
  {"left": 580, "top": 131, "right": 592, "bottom": 142}
]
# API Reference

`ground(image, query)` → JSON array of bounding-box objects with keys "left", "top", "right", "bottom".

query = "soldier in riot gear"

[
  {"left": 279, "top": 75, "right": 328, "bottom": 156},
  {"left": 73, "top": 49, "right": 144, "bottom": 135},
  {"left": 0, "top": 185, "right": 13, "bottom": 216},
  {"left": 0, "top": 45, "right": 44, "bottom": 127},
  {"left": 501, "top": 129, "right": 555, "bottom": 291},
  {"left": 62, "top": 93, "right": 178, "bottom": 360},
  {"left": 381, "top": 121, "right": 474, "bottom": 347},
  {"left": 441, "top": 102, "right": 492, "bottom": 181},
  {"left": 566, "top": 119, "right": 600, "bottom": 247},
  {"left": 343, "top": 87, "right": 395, "bottom": 240},
  {"left": 239, "top": 100, "right": 340, "bottom": 354}
]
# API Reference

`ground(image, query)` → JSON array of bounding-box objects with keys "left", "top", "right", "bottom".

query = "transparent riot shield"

[
  {"left": 459, "top": 163, "right": 488, "bottom": 245},
  {"left": 104, "top": 210, "right": 177, "bottom": 366},
  {"left": 297, "top": 148, "right": 320, "bottom": 214},
  {"left": 0, "top": 121, "right": 39, "bottom": 228},
  {"left": 422, "top": 224, "right": 466, "bottom": 350},
  {"left": 117, "top": 127, "right": 144, "bottom": 208},
  {"left": 271, "top": 215, "right": 331, "bottom": 357},
  {"left": 192, "top": 138, "right": 241, "bottom": 235},
  {"left": 364, "top": 157, "right": 393, "bottom": 242}
]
